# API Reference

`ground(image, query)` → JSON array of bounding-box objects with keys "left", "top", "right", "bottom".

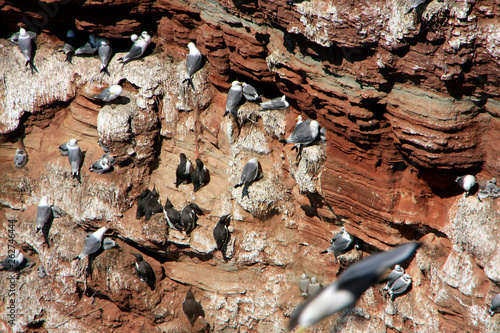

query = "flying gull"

[
  {"left": 191, "top": 158, "right": 209, "bottom": 192},
  {"left": 118, "top": 31, "right": 151, "bottom": 64},
  {"left": 260, "top": 95, "right": 289, "bottom": 111},
  {"left": 234, "top": 157, "right": 261, "bottom": 198},
  {"left": 132, "top": 253, "right": 156, "bottom": 290},
  {"left": 288, "top": 242, "right": 420, "bottom": 331},
  {"left": 14, "top": 149, "right": 28, "bottom": 168},
  {"left": 175, "top": 153, "right": 193, "bottom": 187},
  {"left": 74, "top": 226, "right": 108, "bottom": 260},
  {"left": 224, "top": 81, "right": 243, "bottom": 118},
  {"left": 183, "top": 42, "right": 202, "bottom": 85}
]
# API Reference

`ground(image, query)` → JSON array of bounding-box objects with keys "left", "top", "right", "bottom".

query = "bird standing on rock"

[
  {"left": 456, "top": 174, "right": 476, "bottom": 197},
  {"left": 36, "top": 196, "right": 52, "bottom": 233},
  {"left": 14, "top": 149, "right": 28, "bottom": 168},
  {"left": 224, "top": 81, "right": 243, "bottom": 118},
  {"left": 97, "top": 37, "right": 112, "bottom": 74},
  {"left": 181, "top": 203, "right": 205, "bottom": 235},
  {"left": 191, "top": 158, "right": 209, "bottom": 192},
  {"left": 383, "top": 265, "right": 405, "bottom": 291},
  {"left": 234, "top": 157, "right": 261, "bottom": 198},
  {"left": 164, "top": 199, "right": 183, "bottom": 231},
  {"left": 388, "top": 273, "right": 412, "bottom": 298},
  {"left": 260, "top": 95, "right": 289, "bottom": 111},
  {"left": 183, "top": 287, "right": 204, "bottom": 326},
  {"left": 183, "top": 42, "right": 202, "bottom": 85},
  {"left": 131, "top": 253, "right": 156, "bottom": 290},
  {"left": 242, "top": 82, "right": 260, "bottom": 102},
  {"left": 321, "top": 227, "right": 354, "bottom": 260},
  {"left": 89, "top": 153, "right": 115, "bottom": 174},
  {"left": 74, "top": 227, "right": 108, "bottom": 260},
  {"left": 175, "top": 153, "right": 193, "bottom": 187},
  {"left": 213, "top": 214, "right": 231, "bottom": 251},
  {"left": 59, "top": 139, "right": 82, "bottom": 178},
  {"left": 59, "top": 29, "right": 76, "bottom": 64},
  {"left": 118, "top": 31, "right": 151, "bottom": 64},
  {"left": 17, "top": 27, "right": 38, "bottom": 73}
]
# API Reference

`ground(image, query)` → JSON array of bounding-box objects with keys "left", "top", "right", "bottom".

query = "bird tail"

[
  {"left": 65, "top": 53, "right": 74, "bottom": 64},
  {"left": 241, "top": 183, "right": 250, "bottom": 198},
  {"left": 234, "top": 182, "right": 243, "bottom": 188},
  {"left": 36, "top": 227, "right": 41, "bottom": 234},
  {"left": 100, "top": 66, "right": 110, "bottom": 76}
]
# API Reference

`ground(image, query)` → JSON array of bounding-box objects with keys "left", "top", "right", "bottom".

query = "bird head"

[
  {"left": 130, "top": 34, "right": 138, "bottom": 42},
  {"left": 131, "top": 253, "right": 143, "bottom": 262},
  {"left": 109, "top": 85, "right": 122, "bottom": 97},
  {"left": 69, "top": 139, "right": 78, "bottom": 146},
  {"left": 40, "top": 195, "right": 50, "bottom": 206},
  {"left": 19, "top": 28, "right": 27, "bottom": 37}
]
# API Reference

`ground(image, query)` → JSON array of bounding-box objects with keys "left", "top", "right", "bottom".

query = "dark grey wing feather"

[{"left": 186, "top": 54, "right": 202, "bottom": 77}]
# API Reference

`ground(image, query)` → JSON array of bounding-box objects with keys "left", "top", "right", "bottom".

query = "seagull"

[
  {"left": 14, "top": 149, "right": 28, "bottom": 168},
  {"left": 224, "top": 81, "right": 243, "bottom": 118},
  {"left": 89, "top": 153, "right": 115, "bottom": 174},
  {"left": 321, "top": 227, "right": 354, "bottom": 260},
  {"left": 97, "top": 37, "right": 113, "bottom": 74},
  {"left": 183, "top": 42, "right": 202, "bottom": 85},
  {"left": 118, "top": 31, "right": 151, "bottom": 64},
  {"left": 17, "top": 27, "right": 38, "bottom": 73},
  {"left": 234, "top": 157, "right": 261, "bottom": 198},
  {"left": 131, "top": 253, "right": 156, "bottom": 290},
  {"left": 75, "top": 33, "right": 97, "bottom": 56},
  {"left": 299, "top": 274, "right": 310, "bottom": 298},
  {"left": 280, "top": 119, "right": 320, "bottom": 147},
  {"left": 308, "top": 277, "right": 321, "bottom": 298},
  {"left": 383, "top": 265, "right": 405, "bottom": 291},
  {"left": 242, "top": 82, "right": 260, "bottom": 102},
  {"left": 388, "top": 273, "right": 412, "bottom": 298},
  {"left": 260, "top": 95, "right": 289, "bottom": 111},
  {"left": 74, "top": 227, "right": 108, "bottom": 260},
  {"left": 58, "top": 139, "right": 82, "bottom": 178},
  {"left": 36, "top": 196, "right": 52, "bottom": 233},
  {"left": 0, "top": 249, "right": 25, "bottom": 271},
  {"left": 288, "top": 242, "right": 421, "bottom": 331},
  {"left": 456, "top": 174, "right": 476, "bottom": 197},
  {"left": 93, "top": 85, "right": 122, "bottom": 102},
  {"left": 490, "top": 293, "right": 500, "bottom": 316}
]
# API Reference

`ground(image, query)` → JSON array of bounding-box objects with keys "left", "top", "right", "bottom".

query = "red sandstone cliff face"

[{"left": 1, "top": 0, "right": 500, "bottom": 332}]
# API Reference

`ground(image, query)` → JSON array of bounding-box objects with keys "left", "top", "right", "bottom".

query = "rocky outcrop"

[{"left": 1, "top": 0, "right": 500, "bottom": 332}]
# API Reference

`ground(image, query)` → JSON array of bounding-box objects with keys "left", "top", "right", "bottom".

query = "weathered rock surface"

[{"left": 1, "top": 0, "right": 500, "bottom": 332}]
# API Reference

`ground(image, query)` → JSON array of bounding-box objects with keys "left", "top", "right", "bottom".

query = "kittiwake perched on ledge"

[
  {"left": 17, "top": 27, "right": 38, "bottom": 73},
  {"left": 14, "top": 148, "right": 28, "bottom": 168},
  {"left": 97, "top": 37, "right": 113, "bottom": 74},
  {"left": 224, "top": 81, "right": 243, "bottom": 118},
  {"left": 242, "top": 82, "right": 260, "bottom": 102},
  {"left": 260, "top": 95, "right": 289, "bottom": 111},
  {"left": 321, "top": 227, "right": 355, "bottom": 261},
  {"left": 490, "top": 293, "right": 500, "bottom": 316},
  {"left": 0, "top": 249, "right": 25, "bottom": 271},
  {"left": 132, "top": 253, "right": 156, "bottom": 290},
  {"left": 90, "top": 153, "right": 115, "bottom": 174},
  {"left": 74, "top": 226, "right": 108, "bottom": 260},
  {"left": 383, "top": 264, "right": 405, "bottom": 291},
  {"left": 234, "top": 157, "right": 262, "bottom": 198},
  {"left": 183, "top": 42, "right": 202, "bottom": 85},
  {"left": 299, "top": 274, "right": 310, "bottom": 298},
  {"left": 93, "top": 84, "right": 122, "bottom": 102},
  {"left": 288, "top": 242, "right": 421, "bottom": 331},
  {"left": 456, "top": 174, "right": 476, "bottom": 197},
  {"left": 75, "top": 33, "right": 97, "bottom": 56},
  {"left": 388, "top": 273, "right": 412, "bottom": 298},
  {"left": 59, "top": 139, "right": 82, "bottom": 178},
  {"left": 175, "top": 153, "right": 193, "bottom": 187},
  {"left": 36, "top": 195, "right": 52, "bottom": 233},
  {"left": 118, "top": 31, "right": 151, "bottom": 64}
]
